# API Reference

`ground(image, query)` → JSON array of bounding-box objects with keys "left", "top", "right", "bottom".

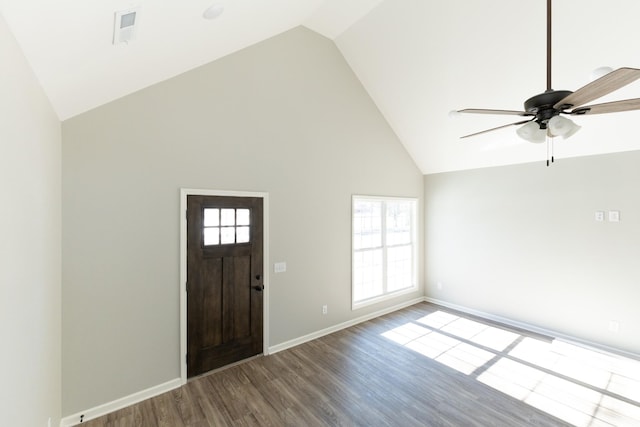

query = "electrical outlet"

[{"left": 322, "top": 305, "right": 328, "bottom": 315}]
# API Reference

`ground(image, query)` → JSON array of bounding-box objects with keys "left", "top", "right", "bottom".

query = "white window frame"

[{"left": 351, "top": 195, "right": 418, "bottom": 310}]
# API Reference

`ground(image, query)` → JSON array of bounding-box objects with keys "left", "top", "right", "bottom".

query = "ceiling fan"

[{"left": 454, "top": 0, "right": 640, "bottom": 149}]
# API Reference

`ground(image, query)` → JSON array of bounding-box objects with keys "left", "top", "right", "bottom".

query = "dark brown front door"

[{"left": 187, "top": 195, "right": 264, "bottom": 378}]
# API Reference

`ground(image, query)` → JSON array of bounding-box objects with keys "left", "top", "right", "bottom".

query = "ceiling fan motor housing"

[{"left": 524, "top": 90, "right": 573, "bottom": 127}]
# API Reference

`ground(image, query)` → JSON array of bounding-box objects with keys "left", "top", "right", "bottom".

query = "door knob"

[{"left": 253, "top": 285, "right": 264, "bottom": 292}]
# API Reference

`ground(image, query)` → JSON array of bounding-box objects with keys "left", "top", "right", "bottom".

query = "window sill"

[{"left": 352, "top": 285, "right": 418, "bottom": 311}]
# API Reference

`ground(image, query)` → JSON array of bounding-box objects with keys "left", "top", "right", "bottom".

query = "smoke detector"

[{"left": 113, "top": 7, "right": 140, "bottom": 45}]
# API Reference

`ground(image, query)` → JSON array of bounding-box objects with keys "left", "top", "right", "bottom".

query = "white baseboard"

[
  {"left": 425, "top": 297, "right": 640, "bottom": 360},
  {"left": 67, "top": 296, "right": 637, "bottom": 427},
  {"left": 268, "top": 297, "right": 426, "bottom": 354},
  {"left": 59, "top": 298, "right": 424, "bottom": 426},
  {"left": 60, "top": 378, "right": 183, "bottom": 427}
]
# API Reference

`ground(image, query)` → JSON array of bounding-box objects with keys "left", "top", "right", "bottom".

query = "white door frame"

[{"left": 179, "top": 188, "right": 270, "bottom": 383}]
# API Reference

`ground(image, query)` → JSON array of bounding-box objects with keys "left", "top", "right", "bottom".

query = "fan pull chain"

[
  {"left": 546, "top": 136, "right": 550, "bottom": 167},
  {"left": 546, "top": 135, "right": 556, "bottom": 167}
]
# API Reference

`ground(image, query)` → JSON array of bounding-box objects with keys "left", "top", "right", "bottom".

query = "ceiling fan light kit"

[
  {"left": 516, "top": 122, "right": 546, "bottom": 143},
  {"left": 548, "top": 115, "right": 580, "bottom": 139},
  {"left": 455, "top": 0, "right": 640, "bottom": 157}
]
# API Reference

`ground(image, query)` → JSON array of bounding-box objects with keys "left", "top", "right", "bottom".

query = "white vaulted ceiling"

[
  {"left": 0, "top": 0, "right": 381, "bottom": 120},
  {"left": 2, "top": 0, "right": 640, "bottom": 173}
]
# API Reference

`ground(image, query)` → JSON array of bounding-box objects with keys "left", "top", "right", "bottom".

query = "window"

[
  {"left": 352, "top": 196, "right": 417, "bottom": 309},
  {"left": 203, "top": 208, "right": 250, "bottom": 246}
]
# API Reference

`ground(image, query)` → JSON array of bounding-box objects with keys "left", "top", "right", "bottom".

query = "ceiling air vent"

[{"left": 113, "top": 7, "right": 140, "bottom": 45}]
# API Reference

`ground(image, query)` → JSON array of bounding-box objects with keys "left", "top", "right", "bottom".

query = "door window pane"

[
  {"left": 236, "top": 226, "right": 250, "bottom": 243},
  {"left": 204, "top": 227, "right": 220, "bottom": 245},
  {"left": 221, "top": 209, "right": 235, "bottom": 226},
  {"left": 237, "top": 209, "right": 250, "bottom": 226},
  {"left": 221, "top": 227, "right": 235, "bottom": 244},
  {"left": 204, "top": 208, "right": 219, "bottom": 226}
]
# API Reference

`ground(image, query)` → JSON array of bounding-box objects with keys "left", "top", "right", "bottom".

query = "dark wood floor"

[{"left": 79, "top": 302, "right": 640, "bottom": 426}]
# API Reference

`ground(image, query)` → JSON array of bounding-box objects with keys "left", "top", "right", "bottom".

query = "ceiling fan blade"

[
  {"left": 457, "top": 108, "right": 533, "bottom": 116},
  {"left": 570, "top": 98, "right": 640, "bottom": 115},
  {"left": 554, "top": 67, "right": 640, "bottom": 110},
  {"left": 460, "top": 119, "right": 533, "bottom": 139}
]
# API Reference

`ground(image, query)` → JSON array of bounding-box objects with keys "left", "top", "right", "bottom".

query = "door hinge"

[{"left": 185, "top": 282, "right": 188, "bottom": 292}]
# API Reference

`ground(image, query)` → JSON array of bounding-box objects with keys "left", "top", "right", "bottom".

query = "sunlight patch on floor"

[
  {"left": 478, "top": 358, "right": 600, "bottom": 426},
  {"left": 408, "top": 332, "right": 495, "bottom": 375},
  {"left": 470, "top": 326, "right": 520, "bottom": 351},
  {"left": 381, "top": 322, "right": 431, "bottom": 345},
  {"left": 381, "top": 310, "right": 640, "bottom": 427}
]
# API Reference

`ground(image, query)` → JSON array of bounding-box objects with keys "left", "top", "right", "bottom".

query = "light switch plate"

[
  {"left": 609, "top": 211, "right": 620, "bottom": 222},
  {"left": 595, "top": 211, "right": 605, "bottom": 222},
  {"left": 274, "top": 262, "right": 286, "bottom": 273}
]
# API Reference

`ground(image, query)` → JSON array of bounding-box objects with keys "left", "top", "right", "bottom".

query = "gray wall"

[
  {"left": 425, "top": 152, "right": 640, "bottom": 355},
  {"left": 0, "top": 14, "right": 62, "bottom": 427},
  {"left": 62, "top": 27, "right": 424, "bottom": 415}
]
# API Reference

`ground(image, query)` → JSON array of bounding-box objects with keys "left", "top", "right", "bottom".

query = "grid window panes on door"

[
  {"left": 352, "top": 196, "right": 417, "bottom": 308},
  {"left": 203, "top": 208, "right": 250, "bottom": 246}
]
